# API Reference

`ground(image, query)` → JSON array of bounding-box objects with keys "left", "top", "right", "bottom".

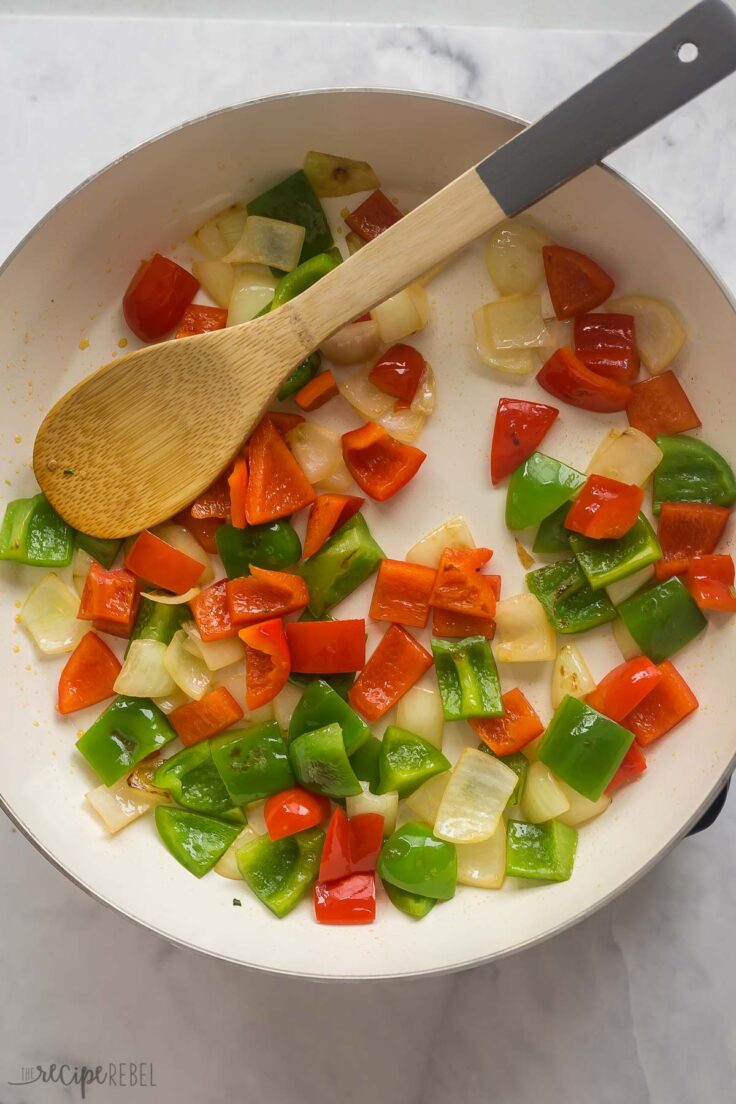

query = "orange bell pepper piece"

[
  {"left": 188, "top": 473, "right": 231, "bottom": 519},
  {"left": 303, "top": 494, "right": 364, "bottom": 558},
  {"left": 265, "top": 411, "right": 305, "bottom": 435},
  {"left": 684, "top": 553, "right": 736, "bottom": 612},
  {"left": 125, "top": 530, "right": 204, "bottom": 594},
  {"left": 245, "top": 415, "right": 315, "bottom": 524},
  {"left": 429, "top": 548, "right": 497, "bottom": 619},
  {"left": 189, "top": 579, "right": 237, "bottom": 642},
  {"left": 369, "top": 559, "right": 437, "bottom": 629},
  {"left": 345, "top": 190, "right": 402, "bottom": 241},
  {"left": 654, "top": 501, "right": 730, "bottom": 580},
  {"left": 294, "top": 370, "right": 338, "bottom": 411},
  {"left": 542, "top": 244, "right": 614, "bottom": 320},
  {"left": 227, "top": 565, "right": 308, "bottom": 626},
  {"left": 623, "top": 660, "right": 698, "bottom": 746},
  {"left": 57, "top": 632, "right": 121, "bottom": 715},
  {"left": 469, "top": 687, "right": 544, "bottom": 756},
  {"left": 285, "top": 619, "right": 366, "bottom": 674},
  {"left": 626, "top": 371, "right": 701, "bottom": 439},
  {"left": 239, "top": 617, "right": 291, "bottom": 709},
  {"left": 564, "top": 475, "right": 643, "bottom": 540},
  {"left": 174, "top": 510, "right": 223, "bottom": 555},
  {"left": 342, "top": 422, "right": 426, "bottom": 501},
  {"left": 175, "top": 303, "right": 227, "bottom": 338},
  {"left": 348, "top": 624, "right": 433, "bottom": 721},
  {"left": 228, "top": 455, "right": 248, "bottom": 530},
  {"left": 170, "top": 686, "right": 244, "bottom": 747},
  {"left": 78, "top": 562, "right": 140, "bottom": 638},
  {"left": 606, "top": 742, "right": 647, "bottom": 792},
  {"left": 585, "top": 656, "right": 662, "bottom": 722}
]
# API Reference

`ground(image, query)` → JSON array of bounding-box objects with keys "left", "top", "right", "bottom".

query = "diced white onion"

[
  {"left": 215, "top": 205, "right": 248, "bottom": 250},
  {"left": 190, "top": 216, "right": 229, "bottom": 260},
  {"left": 181, "top": 621, "right": 244, "bottom": 671},
  {"left": 141, "top": 587, "right": 201, "bottom": 606},
  {"left": 435, "top": 749, "right": 517, "bottom": 843},
  {"left": 320, "top": 321, "right": 380, "bottom": 366},
  {"left": 472, "top": 306, "right": 537, "bottom": 375},
  {"left": 153, "top": 688, "right": 190, "bottom": 714},
  {"left": 286, "top": 422, "right": 342, "bottom": 484},
  {"left": 551, "top": 643, "right": 595, "bottom": 709},
  {"left": 20, "top": 573, "right": 85, "bottom": 656},
  {"left": 339, "top": 362, "right": 435, "bottom": 444},
  {"left": 405, "top": 772, "right": 450, "bottom": 825},
  {"left": 606, "top": 565, "right": 655, "bottom": 606},
  {"left": 544, "top": 318, "right": 574, "bottom": 347},
  {"left": 86, "top": 775, "right": 168, "bottom": 834},
  {"left": 339, "top": 363, "right": 395, "bottom": 420},
  {"left": 72, "top": 546, "right": 95, "bottom": 596},
  {"left": 114, "top": 639, "right": 177, "bottom": 698},
  {"left": 607, "top": 295, "right": 686, "bottom": 374},
  {"left": 396, "top": 686, "right": 444, "bottom": 748},
  {"left": 227, "top": 263, "right": 277, "bottom": 326},
  {"left": 224, "top": 215, "right": 305, "bottom": 271},
  {"left": 456, "top": 822, "right": 507, "bottom": 889},
  {"left": 244, "top": 800, "right": 267, "bottom": 835},
  {"left": 405, "top": 516, "right": 475, "bottom": 568},
  {"left": 484, "top": 218, "right": 550, "bottom": 295},
  {"left": 272, "top": 681, "right": 304, "bottom": 731},
  {"left": 150, "top": 524, "right": 213, "bottom": 585},
  {"left": 556, "top": 780, "right": 611, "bottom": 826},
  {"left": 481, "top": 294, "right": 553, "bottom": 350},
  {"left": 191, "top": 260, "right": 234, "bottom": 309},
  {"left": 345, "top": 231, "right": 364, "bottom": 255},
  {"left": 521, "top": 761, "right": 571, "bottom": 824},
  {"left": 613, "top": 617, "right": 640, "bottom": 661},
  {"left": 495, "top": 593, "right": 556, "bottom": 663},
  {"left": 521, "top": 735, "right": 545, "bottom": 762},
  {"left": 587, "top": 428, "right": 663, "bottom": 487},
  {"left": 214, "top": 826, "right": 258, "bottom": 879},
  {"left": 164, "top": 629, "right": 212, "bottom": 700},
  {"left": 372, "top": 283, "right": 429, "bottom": 344},
  {"left": 346, "top": 783, "right": 398, "bottom": 836},
  {"left": 314, "top": 459, "right": 354, "bottom": 493},
  {"left": 215, "top": 663, "right": 274, "bottom": 723}
]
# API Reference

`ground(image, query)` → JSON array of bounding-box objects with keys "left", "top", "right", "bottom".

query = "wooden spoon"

[{"left": 34, "top": 0, "right": 736, "bottom": 537}]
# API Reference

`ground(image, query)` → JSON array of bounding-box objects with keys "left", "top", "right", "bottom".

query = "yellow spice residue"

[
  {"left": 79, "top": 338, "right": 89, "bottom": 351},
  {"left": 13, "top": 434, "right": 21, "bottom": 444},
  {"left": 25, "top": 664, "right": 31, "bottom": 672},
  {"left": 77, "top": 729, "right": 84, "bottom": 739},
  {"left": 14, "top": 601, "right": 21, "bottom": 609},
  {"left": 118, "top": 338, "right": 128, "bottom": 349},
  {"left": 12, "top": 645, "right": 20, "bottom": 653}
]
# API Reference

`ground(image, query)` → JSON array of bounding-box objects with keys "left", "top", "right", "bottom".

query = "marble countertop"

[{"left": 1, "top": 10, "right": 735, "bottom": 1103}]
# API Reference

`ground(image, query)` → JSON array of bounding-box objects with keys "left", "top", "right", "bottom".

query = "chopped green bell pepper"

[
  {"left": 383, "top": 880, "right": 436, "bottom": 919},
  {"left": 247, "top": 169, "right": 333, "bottom": 264},
  {"left": 477, "top": 744, "right": 528, "bottom": 807},
  {"left": 532, "top": 503, "right": 572, "bottom": 554},
  {"left": 431, "top": 636, "right": 503, "bottom": 721},
  {"left": 569, "top": 514, "right": 662, "bottom": 590},
  {"left": 349, "top": 734, "right": 382, "bottom": 792},
  {"left": 153, "top": 742, "right": 236, "bottom": 816},
  {"left": 75, "top": 531, "right": 122, "bottom": 569},
  {"left": 288, "top": 678, "right": 369, "bottom": 755},
  {"left": 216, "top": 520, "right": 302, "bottom": 578},
  {"left": 277, "top": 352, "right": 321, "bottom": 402},
  {"left": 76, "top": 696, "right": 176, "bottom": 786},
  {"left": 300, "top": 513, "right": 384, "bottom": 617},
  {"left": 237, "top": 826, "right": 324, "bottom": 917},
  {"left": 128, "top": 596, "right": 188, "bottom": 653},
  {"left": 653, "top": 434, "right": 736, "bottom": 514},
  {"left": 288, "top": 610, "right": 356, "bottom": 699},
  {"left": 506, "top": 819, "right": 578, "bottom": 882},
  {"left": 538, "top": 695, "right": 634, "bottom": 800},
  {"left": 505, "top": 452, "right": 585, "bottom": 532},
  {"left": 210, "top": 721, "right": 294, "bottom": 805},
  {"left": 289, "top": 722, "right": 362, "bottom": 798},
  {"left": 377, "top": 725, "right": 450, "bottom": 798},
  {"left": 155, "top": 806, "right": 240, "bottom": 878},
  {"left": 526, "top": 558, "right": 616, "bottom": 633},
  {"left": 378, "top": 822, "right": 457, "bottom": 901},
  {"left": 617, "top": 575, "right": 707, "bottom": 663},
  {"left": 0, "top": 493, "right": 74, "bottom": 567},
  {"left": 270, "top": 251, "right": 341, "bottom": 312}
]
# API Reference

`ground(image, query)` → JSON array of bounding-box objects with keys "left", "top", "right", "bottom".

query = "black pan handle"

[{"left": 687, "top": 778, "right": 731, "bottom": 835}]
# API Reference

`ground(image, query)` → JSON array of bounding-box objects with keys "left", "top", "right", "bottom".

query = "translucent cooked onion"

[
  {"left": 345, "top": 232, "right": 364, "bottom": 255},
  {"left": 321, "top": 320, "right": 381, "bottom": 366},
  {"left": 86, "top": 775, "right": 168, "bottom": 834},
  {"left": 114, "top": 639, "right": 177, "bottom": 698},
  {"left": 587, "top": 428, "right": 663, "bottom": 486},
  {"left": 151, "top": 524, "right": 213, "bottom": 584},
  {"left": 434, "top": 749, "right": 517, "bottom": 843},
  {"left": 495, "top": 593, "right": 556, "bottom": 663},
  {"left": 224, "top": 215, "right": 305, "bottom": 272},
  {"left": 372, "top": 283, "right": 429, "bottom": 344},
  {"left": 286, "top": 422, "right": 342, "bottom": 484},
  {"left": 339, "top": 364, "right": 394, "bottom": 420},
  {"left": 613, "top": 617, "right": 640, "bottom": 661},
  {"left": 551, "top": 643, "right": 595, "bottom": 709},
  {"left": 482, "top": 293, "right": 553, "bottom": 350},
  {"left": 164, "top": 629, "right": 212, "bottom": 700},
  {"left": 521, "top": 761, "right": 571, "bottom": 824},
  {"left": 346, "top": 783, "right": 398, "bottom": 836},
  {"left": 215, "top": 205, "right": 248, "bottom": 250},
  {"left": 607, "top": 294, "right": 686, "bottom": 374},
  {"left": 456, "top": 822, "right": 507, "bottom": 889},
  {"left": 405, "top": 515, "right": 475, "bottom": 568},
  {"left": 141, "top": 587, "right": 201, "bottom": 606},
  {"left": 272, "top": 681, "right": 304, "bottom": 731},
  {"left": 556, "top": 781, "right": 611, "bottom": 827},
  {"left": 72, "top": 546, "right": 95, "bottom": 596},
  {"left": 314, "top": 459, "right": 354, "bottom": 493},
  {"left": 20, "top": 573, "right": 85, "bottom": 656},
  {"left": 484, "top": 218, "right": 550, "bottom": 295},
  {"left": 227, "top": 263, "right": 277, "bottom": 326},
  {"left": 472, "top": 305, "right": 537, "bottom": 375},
  {"left": 395, "top": 685, "right": 444, "bottom": 748},
  {"left": 190, "top": 216, "right": 229, "bottom": 260},
  {"left": 405, "top": 772, "right": 450, "bottom": 825},
  {"left": 182, "top": 621, "right": 244, "bottom": 671},
  {"left": 214, "top": 826, "right": 258, "bottom": 879},
  {"left": 192, "top": 260, "right": 234, "bottom": 309},
  {"left": 153, "top": 688, "right": 189, "bottom": 714},
  {"left": 521, "top": 735, "right": 544, "bottom": 762},
  {"left": 606, "top": 564, "right": 655, "bottom": 606},
  {"left": 304, "top": 150, "right": 380, "bottom": 197},
  {"left": 215, "top": 663, "right": 274, "bottom": 723},
  {"left": 339, "top": 362, "right": 436, "bottom": 443}
]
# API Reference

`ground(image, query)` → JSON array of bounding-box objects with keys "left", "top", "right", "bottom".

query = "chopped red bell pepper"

[
  {"left": 227, "top": 565, "right": 308, "bottom": 627},
  {"left": 623, "top": 660, "right": 698, "bottom": 746},
  {"left": 319, "top": 806, "right": 352, "bottom": 882},
  {"left": 123, "top": 252, "right": 199, "bottom": 341},
  {"left": 57, "top": 631, "right": 121, "bottom": 715},
  {"left": 431, "top": 607, "right": 496, "bottom": 639},
  {"left": 606, "top": 742, "right": 647, "bottom": 792},
  {"left": 573, "top": 312, "right": 639, "bottom": 383},
  {"left": 542, "top": 244, "right": 614, "bottom": 320},
  {"left": 265, "top": 411, "right": 305, "bottom": 435},
  {"left": 429, "top": 548, "right": 497, "bottom": 619},
  {"left": 264, "top": 787, "right": 331, "bottom": 841},
  {"left": 369, "top": 559, "right": 437, "bottom": 629},
  {"left": 238, "top": 617, "right": 291, "bottom": 709},
  {"left": 349, "top": 624, "right": 433, "bottom": 721},
  {"left": 294, "top": 370, "right": 338, "bottom": 411},
  {"left": 189, "top": 579, "right": 237, "bottom": 642},
  {"left": 345, "top": 189, "right": 402, "bottom": 242},
  {"left": 78, "top": 562, "right": 140, "bottom": 638},
  {"left": 564, "top": 474, "right": 644, "bottom": 540},
  {"left": 302, "top": 494, "right": 364, "bottom": 558},
  {"left": 626, "top": 371, "right": 701, "bottom": 439},
  {"left": 228, "top": 456, "right": 248, "bottom": 530},
  {"left": 654, "top": 501, "right": 730, "bottom": 580},
  {"left": 342, "top": 422, "right": 426, "bottom": 502},
  {"left": 175, "top": 303, "right": 227, "bottom": 338},
  {"left": 684, "top": 553, "right": 736, "bottom": 612},
  {"left": 245, "top": 415, "right": 316, "bottom": 525},
  {"left": 169, "top": 686, "right": 244, "bottom": 746},
  {"left": 314, "top": 873, "right": 376, "bottom": 925},
  {"left": 174, "top": 510, "right": 223, "bottom": 555},
  {"left": 368, "top": 344, "right": 426, "bottom": 404},
  {"left": 285, "top": 619, "right": 366, "bottom": 674},
  {"left": 319, "top": 807, "right": 383, "bottom": 882},
  {"left": 490, "top": 397, "right": 559, "bottom": 485},
  {"left": 124, "top": 530, "right": 204, "bottom": 595},
  {"left": 188, "top": 473, "right": 231, "bottom": 520},
  {"left": 441, "top": 547, "right": 493, "bottom": 570},
  {"left": 537, "top": 347, "right": 633, "bottom": 413},
  {"left": 469, "top": 687, "right": 544, "bottom": 756},
  {"left": 585, "top": 656, "right": 663, "bottom": 722}
]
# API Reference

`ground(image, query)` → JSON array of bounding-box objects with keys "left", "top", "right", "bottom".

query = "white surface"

[{"left": 1, "top": 10, "right": 735, "bottom": 1101}]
